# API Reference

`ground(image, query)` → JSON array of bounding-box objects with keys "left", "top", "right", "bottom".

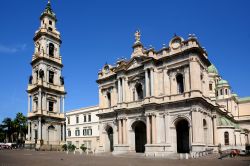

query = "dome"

[
  {"left": 208, "top": 64, "right": 218, "bottom": 74},
  {"left": 218, "top": 79, "right": 228, "bottom": 85},
  {"left": 232, "top": 93, "right": 238, "bottom": 98}
]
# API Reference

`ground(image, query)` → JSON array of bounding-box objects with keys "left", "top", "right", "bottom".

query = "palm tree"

[
  {"left": 2, "top": 118, "right": 13, "bottom": 142},
  {"left": 14, "top": 113, "right": 27, "bottom": 143},
  {"left": 0, "top": 124, "right": 5, "bottom": 142}
]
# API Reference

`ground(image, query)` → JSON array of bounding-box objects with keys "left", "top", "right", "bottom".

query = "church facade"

[
  {"left": 25, "top": 1, "right": 66, "bottom": 149},
  {"left": 96, "top": 31, "right": 250, "bottom": 157}
]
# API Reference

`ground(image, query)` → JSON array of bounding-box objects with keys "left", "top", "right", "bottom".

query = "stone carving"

[{"left": 135, "top": 30, "right": 141, "bottom": 43}]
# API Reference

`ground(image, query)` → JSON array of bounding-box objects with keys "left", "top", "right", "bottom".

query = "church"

[
  {"left": 25, "top": 1, "right": 250, "bottom": 157},
  {"left": 96, "top": 31, "right": 250, "bottom": 157}
]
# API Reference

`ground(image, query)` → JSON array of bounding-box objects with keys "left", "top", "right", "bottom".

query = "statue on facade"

[
  {"left": 29, "top": 76, "right": 33, "bottom": 84},
  {"left": 39, "top": 69, "right": 44, "bottom": 79},
  {"left": 60, "top": 76, "right": 64, "bottom": 85},
  {"left": 135, "top": 30, "right": 141, "bottom": 43}
]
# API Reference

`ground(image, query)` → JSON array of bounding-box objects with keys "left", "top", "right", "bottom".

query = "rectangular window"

[
  {"left": 88, "top": 129, "right": 92, "bottom": 136},
  {"left": 76, "top": 116, "right": 79, "bottom": 124},
  {"left": 49, "top": 20, "right": 52, "bottom": 25},
  {"left": 209, "top": 84, "right": 213, "bottom": 91},
  {"left": 84, "top": 115, "right": 87, "bottom": 122},
  {"left": 88, "top": 114, "right": 91, "bottom": 122},
  {"left": 83, "top": 129, "right": 87, "bottom": 136},
  {"left": 68, "top": 117, "right": 70, "bottom": 124},
  {"left": 75, "top": 129, "right": 80, "bottom": 136},
  {"left": 49, "top": 101, "right": 54, "bottom": 112},
  {"left": 49, "top": 71, "right": 54, "bottom": 84},
  {"left": 48, "top": 27, "right": 53, "bottom": 31},
  {"left": 68, "top": 130, "right": 71, "bottom": 137}
]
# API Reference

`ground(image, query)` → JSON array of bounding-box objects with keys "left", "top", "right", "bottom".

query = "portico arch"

[
  {"left": 104, "top": 125, "right": 114, "bottom": 152},
  {"left": 175, "top": 118, "right": 190, "bottom": 153},
  {"left": 131, "top": 121, "right": 146, "bottom": 153}
]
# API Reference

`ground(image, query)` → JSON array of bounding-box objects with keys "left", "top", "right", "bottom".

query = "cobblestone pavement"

[{"left": 0, "top": 150, "right": 250, "bottom": 166}]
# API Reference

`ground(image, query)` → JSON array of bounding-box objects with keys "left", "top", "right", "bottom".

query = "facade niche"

[
  {"left": 107, "top": 91, "right": 111, "bottom": 107},
  {"left": 135, "top": 83, "right": 143, "bottom": 100},
  {"left": 49, "top": 43, "right": 54, "bottom": 57},
  {"left": 176, "top": 74, "right": 184, "bottom": 94}
]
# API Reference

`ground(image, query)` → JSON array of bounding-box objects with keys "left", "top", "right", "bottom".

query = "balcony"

[
  {"left": 27, "top": 80, "right": 65, "bottom": 93},
  {"left": 28, "top": 110, "right": 65, "bottom": 119},
  {"left": 32, "top": 52, "right": 62, "bottom": 65},
  {"left": 98, "top": 90, "right": 210, "bottom": 114}
]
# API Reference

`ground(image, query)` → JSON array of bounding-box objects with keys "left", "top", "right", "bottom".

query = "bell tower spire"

[{"left": 25, "top": 1, "right": 66, "bottom": 149}]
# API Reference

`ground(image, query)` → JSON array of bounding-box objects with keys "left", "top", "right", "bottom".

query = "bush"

[
  {"left": 62, "top": 144, "right": 67, "bottom": 151},
  {"left": 67, "top": 144, "right": 76, "bottom": 152},
  {"left": 80, "top": 144, "right": 87, "bottom": 152}
]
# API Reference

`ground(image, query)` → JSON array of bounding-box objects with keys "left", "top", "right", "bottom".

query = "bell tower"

[{"left": 26, "top": 0, "right": 66, "bottom": 149}]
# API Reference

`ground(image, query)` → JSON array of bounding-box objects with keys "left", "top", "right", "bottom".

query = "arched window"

[
  {"left": 49, "top": 43, "right": 54, "bottom": 57},
  {"left": 225, "top": 89, "right": 228, "bottom": 95},
  {"left": 220, "top": 89, "right": 223, "bottom": 95},
  {"left": 135, "top": 83, "right": 143, "bottom": 100},
  {"left": 176, "top": 74, "right": 184, "bottom": 94},
  {"left": 224, "top": 132, "right": 229, "bottom": 145},
  {"left": 107, "top": 92, "right": 111, "bottom": 107}
]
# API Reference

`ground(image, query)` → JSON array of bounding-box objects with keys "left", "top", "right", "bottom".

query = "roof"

[
  {"left": 66, "top": 105, "right": 99, "bottom": 115},
  {"left": 40, "top": 1, "right": 57, "bottom": 20},
  {"left": 238, "top": 97, "right": 250, "bottom": 103},
  {"left": 208, "top": 64, "right": 218, "bottom": 74},
  {"left": 218, "top": 79, "right": 229, "bottom": 85},
  {"left": 217, "top": 117, "right": 241, "bottom": 129}
]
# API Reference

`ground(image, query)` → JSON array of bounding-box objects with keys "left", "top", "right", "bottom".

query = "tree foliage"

[{"left": 0, "top": 112, "right": 27, "bottom": 143}]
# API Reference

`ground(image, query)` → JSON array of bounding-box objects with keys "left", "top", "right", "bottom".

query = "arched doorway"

[
  {"left": 176, "top": 119, "right": 189, "bottom": 153},
  {"left": 106, "top": 127, "right": 114, "bottom": 152},
  {"left": 48, "top": 125, "right": 56, "bottom": 145},
  {"left": 133, "top": 121, "right": 146, "bottom": 153}
]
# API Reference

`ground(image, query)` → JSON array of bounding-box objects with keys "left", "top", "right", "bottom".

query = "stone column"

[
  {"left": 212, "top": 115, "right": 218, "bottom": 145},
  {"left": 191, "top": 110, "right": 198, "bottom": 143},
  {"left": 184, "top": 68, "right": 190, "bottom": 92},
  {"left": 164, "top": 70, "right": 170, "bottom": 95},
  {"left": 118, "top": 79, "right": 121, "bottom": 103},
  {"left": 123, "top": 119, "right": 127, "bottom": 144},
  {"left": 189, "top": 58, "right": 201, "bottom": 92},
  {"left": 28, "top": 95, "right": 31, "bottom": 113},
  {"left": 62, "top": 96, "right": 65, "bottom": 114},
  {"left": 58, "top": 97, "right": 61, "bottom": 113},
  {"left": 118, "top": 119, "right": 122, "bottom": 144},
  {"left": 150, "top": 69, "right": 154, "bottom": 96},
  {"left": 165, "top": 114, "right": 171, "bottom": 144},
  {"left": 145, "top": 70, "right": 150, "bottom": 97},
  {"left": 27, "top": 121, "right": 31, "bottom": 141},
  {"left": 38, "top": 89, "right": 42, "bottom": 112},
  {"left": 122, "top": 78, "right": 126, "bottom": 102},
  {"left": 38, "top": 117, "right": 42, "bottom": 141},
  {"left": 62, "top": 123, "right": 65, "bottom": 142},
  {"left": 152, "top": 114, "right": 156, "bottom": 144},
  {"left": 146, "top": 115, "right": 151, "bottom": 144}
]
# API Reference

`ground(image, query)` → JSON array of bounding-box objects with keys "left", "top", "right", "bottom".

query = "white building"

[{"left": 66, "top": 106, "right": 99, "bottom": 152}]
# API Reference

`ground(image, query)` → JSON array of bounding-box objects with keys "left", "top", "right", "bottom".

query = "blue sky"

[{"left": 0, "top": 0, "right": 249, "bottom": 122}]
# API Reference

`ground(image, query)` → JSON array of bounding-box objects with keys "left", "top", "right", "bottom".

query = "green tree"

[
  {"left": 14, "top": 112, "right": 27, "bottom": 142},
  {"left": 2, "top": 118, "right": 13, "bottom": 142}
]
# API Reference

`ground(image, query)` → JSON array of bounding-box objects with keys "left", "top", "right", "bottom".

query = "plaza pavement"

[{"left": 0, "top": 150, "right": 250, "bottom": 166}]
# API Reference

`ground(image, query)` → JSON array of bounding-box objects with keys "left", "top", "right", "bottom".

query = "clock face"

[{"left": 171, "top": 39, "right": 181, "bottom": 49}]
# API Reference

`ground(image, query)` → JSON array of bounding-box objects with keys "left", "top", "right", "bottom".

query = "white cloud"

[{"left": 0, "top": 44, "right": 27, "bottom": 53}]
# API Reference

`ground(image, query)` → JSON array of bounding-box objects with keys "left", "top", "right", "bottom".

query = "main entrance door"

[
  {"left": 107, "top": 127, "right": 114, "bottom": 152},
  {"left": 134, "top": 121, "right": 146, "bottom": 153},
  {"left": 176, "top": 119, "right": 190, "bottom": 153}
]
